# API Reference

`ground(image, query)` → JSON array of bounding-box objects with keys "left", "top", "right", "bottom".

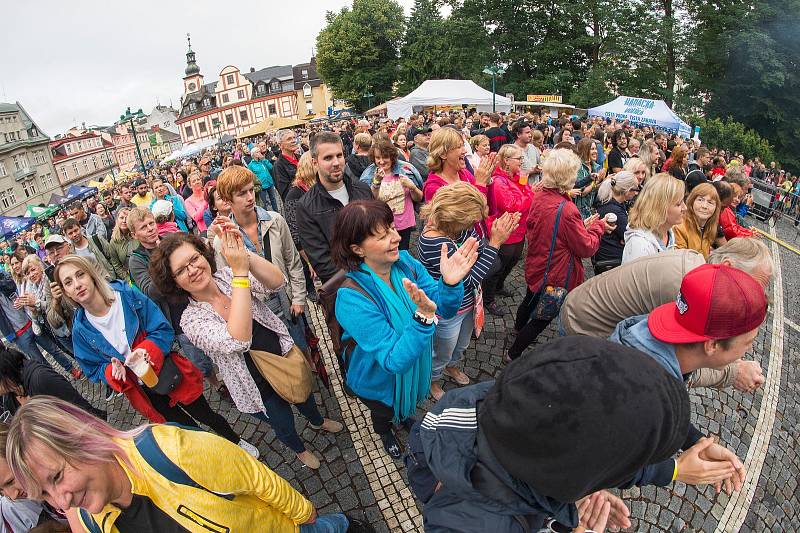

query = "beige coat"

[{"left": 214, "top": 208, "right": 306, "bottom": 307}]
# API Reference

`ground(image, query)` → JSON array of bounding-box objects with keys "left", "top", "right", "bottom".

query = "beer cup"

[{"left": 126, "top": 350, "right": 159, "bottom": 388}]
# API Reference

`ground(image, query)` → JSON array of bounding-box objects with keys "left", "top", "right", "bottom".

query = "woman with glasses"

[{"left": 149, "top": 231, "right": 341, "bottom": 470}]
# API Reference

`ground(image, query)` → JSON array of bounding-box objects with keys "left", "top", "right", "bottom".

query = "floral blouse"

[{"left": 180, "top": 267, "right": 291, "bottom": 414}]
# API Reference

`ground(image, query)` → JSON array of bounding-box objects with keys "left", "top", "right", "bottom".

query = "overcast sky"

[{"left": 1, "top": 0, "right": 414, "bottom": 136}]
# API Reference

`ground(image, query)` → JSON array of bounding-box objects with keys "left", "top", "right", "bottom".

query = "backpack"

[
  {"left": 79, "top": 425, "right": 231, "bottom": 533},
  {"left": 317, "top": 262, "right": 417, "bottom": 396}
]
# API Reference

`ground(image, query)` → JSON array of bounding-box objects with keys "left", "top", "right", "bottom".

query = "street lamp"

[
  {"left": 363, "top": 91, "right": 374, "bottom": 111},
  {"left": 482, "top": 65, "right": 506, "bottom": 112},
  {"left": 120, "top": 107, "right": 146, "bottom": 172},
  {"left": 212, "top": 118, "right": 222, "bottom": 147}
]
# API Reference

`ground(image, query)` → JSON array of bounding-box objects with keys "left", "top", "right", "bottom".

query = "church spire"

[{"left": 184, "top": 32, "right": 200, "bottom": 77}]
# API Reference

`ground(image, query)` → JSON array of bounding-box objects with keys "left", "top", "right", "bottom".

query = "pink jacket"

[{"left": 490, "top": 168, "right": 534, "bottom": 245}]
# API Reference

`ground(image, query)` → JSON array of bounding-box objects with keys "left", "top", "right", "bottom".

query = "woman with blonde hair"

[
  {"left": 638, "top": 139, "right": 660, "bottom": 179},
  {"left": 510, "top": 149, "right": 613, "bottom": 361},
  {"left": 592, "top": 170, "right": 640, "bottom": 273},
  {"left": 482, "top": 144, "right": 534, "bottom": 315},
  {"left": 674, "top": 182, "right": 721, "bottom": 259},
  {"left": 424, "top": 127, "right": 495, "bottom": 205},
  {"left": 183, "top": 170, "right": 208, "bottom": 233},
  {"left": 418, "top": 183, "right": 516, "bottom": 399},
  {"left": 6, "top": 397, "right": 353, "bottom": 532},
  {"left": 467, "top": 134, "right": 490, "bottom": 170},
  {"left": 623, "top": 157, "right": 649, "bottom": 186},
  {"left": 107, "top": 207, "right": 139, "bottom": 281},
  {"left": 54, "top": 254, "right": 257, "bottom": 456},
  {"left": 622, "top": 173, "right": 686, "bottom": 263}
]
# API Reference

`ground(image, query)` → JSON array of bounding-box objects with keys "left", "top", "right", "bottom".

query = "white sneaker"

[{"left": 238, "top": 439, "right": 260, "bottom": 459}]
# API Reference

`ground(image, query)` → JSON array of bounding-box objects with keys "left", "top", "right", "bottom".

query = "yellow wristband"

[
  {"left": 672, "top": 458, "right": 678, "bottom": 482},
  {"left": 231, "top": 278, "right": 251, "bottom": 289}
]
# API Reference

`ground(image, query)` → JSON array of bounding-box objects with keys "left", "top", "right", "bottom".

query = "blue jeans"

[
  {"left": 15, "top": 328, "right": 74, "bottom": 372},
  {"left": 300, "top": 513, "right": 349, "bottom": 533},
  {"left": 252, "top": 392, "right": 323, "bottom": 453},
  {"left": 259, "top": 186, "right": 279, "bottom": 212},
  {"left": 431, "top": 309, "right": 474, "bottom": 380},
  {"left": 176, "top": 333, "right": 214, "bottom": 377}
]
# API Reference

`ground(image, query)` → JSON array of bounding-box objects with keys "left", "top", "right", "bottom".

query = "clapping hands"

[{"left": 439, "top": 239, "right": 479, "bottom": 286}]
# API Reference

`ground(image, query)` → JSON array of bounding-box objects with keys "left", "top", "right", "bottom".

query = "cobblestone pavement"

[{"left": 59, "top": 214, "right": 798, "bottom": 532}]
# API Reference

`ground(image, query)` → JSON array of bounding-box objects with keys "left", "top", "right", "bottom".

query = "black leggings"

[
  {"left": 143, "top": 388, "right": 239, "bottom": 443},
  {"left": 508, "top": 289, "right": 555, "bottom": 359},
  {"left": 358, "top": 396, "right": 395, "bottom": 436},
  {"left": 398, "top": 227, "right": 413, "bottom": 251},
  {"left": 482, "top": 241, "right": 525, "bottom": 304}
]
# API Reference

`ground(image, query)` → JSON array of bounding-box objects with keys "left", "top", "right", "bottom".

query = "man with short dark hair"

[
  {"left": 484, "top": 113, "right": 509, "bottom": 153},
  {"left": 296, "top": 132, "right": 372, "bottom": 283},
  {"left": 113, "top": 185, "right": 135, "bottom": 216},
  {"left": 512, "top": 120, "right": 541, "bottom": 179},
  {"left": 61, "top": 218, "right": 114, "bottom": 278},
  {"left": 130, "top": 178, "right": 154, "bottom": 207},
  {"left": 68, "top": 202, "right": 107, "bottom": 240}
]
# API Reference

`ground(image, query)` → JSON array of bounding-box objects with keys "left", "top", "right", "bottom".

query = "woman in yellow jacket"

[
  {"left": 673, "top": 182, "right": 721, "bottom": 260},
  {"left": 5, "top": 397, "right": 360, "bottom": 533}
]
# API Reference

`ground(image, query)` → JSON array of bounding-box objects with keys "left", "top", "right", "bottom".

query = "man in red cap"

[{"left": 610, "top": 263, "right": 767, "bottom": 490}]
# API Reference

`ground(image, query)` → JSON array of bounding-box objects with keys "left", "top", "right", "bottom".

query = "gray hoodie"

[{"left": 621, "top": 227, "right": 675, "bottom": 264}]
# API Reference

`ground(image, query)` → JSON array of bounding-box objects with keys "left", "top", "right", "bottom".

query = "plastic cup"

[
  {"left": 127, "top": 351, "right": 159, "bottom": 388},
  {"left": 519, "top": 173, "right": 529, "bottom": 186},
  {"left": 605, "top": 213, "right": 618, "bottom": 224}
]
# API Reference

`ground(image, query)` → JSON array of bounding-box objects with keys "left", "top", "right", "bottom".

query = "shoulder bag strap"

[{"left": 538, "top": 201, "right": 567, "bottom": 291}]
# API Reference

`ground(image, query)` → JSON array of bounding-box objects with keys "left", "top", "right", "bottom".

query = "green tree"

[
  {"left": 316, "top": 0, "right": 405, "bottom": 110},
  {"left": 398, "top": 0, "right": 447, "bottom": 94},
  {"left": 692, "top": 116, "right": 776, "bottom": 163}
]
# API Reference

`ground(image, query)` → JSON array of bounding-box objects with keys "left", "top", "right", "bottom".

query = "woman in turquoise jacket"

[{"left": 331, "top": 200, "right": 475, "bottom": 459}]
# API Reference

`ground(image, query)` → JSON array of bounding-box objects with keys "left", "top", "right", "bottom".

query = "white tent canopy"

[
  {"left": 588, "top": 96, "right": 691, "bottom": 137},
  {"left": 387, "top": 80, "right": 512, "bottom": 119}
]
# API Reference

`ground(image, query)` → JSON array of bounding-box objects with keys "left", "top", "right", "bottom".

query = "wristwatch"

[{"left": 413, "top": 311, "right": 438, "bottom": 326}]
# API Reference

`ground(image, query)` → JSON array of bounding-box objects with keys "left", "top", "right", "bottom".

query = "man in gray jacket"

[
  {"left": 409, "top": 129, "right": 432, "bottom": 181},
  {"left": 68, "top": 201, "right": 107, "bottom": 240}
]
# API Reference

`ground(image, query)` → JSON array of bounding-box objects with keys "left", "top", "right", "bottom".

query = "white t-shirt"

[
  {"left": 328, "top": 184, "right": 350, "bottom": 206},
  {"left": 74, "top": 240, "right": 94, "bottom": 259},
  {"left": 86, "top": 296, "right": 131, "bottom": 358}
]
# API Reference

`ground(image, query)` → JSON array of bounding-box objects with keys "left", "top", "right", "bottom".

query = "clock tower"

[{"left": 183, "top": 33, "right": 204, "bottom": 94}]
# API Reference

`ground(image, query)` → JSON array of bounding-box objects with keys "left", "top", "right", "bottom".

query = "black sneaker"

[
  {"left": 486, "top": 302, "right": 504, "bottom": 317},
  {"left": 496, "top": 287, "right": 513, "bottom": 297},
  {"left": 380, "top": 432, "right": 402, "bottom": 460},
  {"left": 345, "top": 516, "right": 376, "bottom": 533}
]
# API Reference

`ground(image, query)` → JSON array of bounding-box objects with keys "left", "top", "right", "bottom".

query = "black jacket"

[
  {"left": 595, "top": 199, "right": 628, "bottom": 263},
  {"left": 344, "top": 154, "right": 371, "bottom": 183},
  {"left": 16, "top": 359, "right": 103, "bottom": 417},
  {"left": 296, "top": 178, "right": 372, "bottom": 283},
  {"left": 273, "top": 154, "right": 298, "bottom": 200}
]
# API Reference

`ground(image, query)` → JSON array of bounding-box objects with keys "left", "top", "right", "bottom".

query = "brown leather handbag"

[{"left": 249, "top": 345, "right": 313, "bottom": 404}]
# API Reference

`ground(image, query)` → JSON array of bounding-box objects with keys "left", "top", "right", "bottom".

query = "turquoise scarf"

[{"left": 362, "top": 261, "right": 432, "bottom": 423}]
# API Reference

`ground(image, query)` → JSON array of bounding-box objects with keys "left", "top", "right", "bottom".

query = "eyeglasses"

[{"left": 172, "top": 253, "right": 203, "bottom": 279}]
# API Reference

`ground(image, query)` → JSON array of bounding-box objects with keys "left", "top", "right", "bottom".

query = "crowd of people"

[{"left": 0, "top": 108, "right": 779, "bottom": 532}]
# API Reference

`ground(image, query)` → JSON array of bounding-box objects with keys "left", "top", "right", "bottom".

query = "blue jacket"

[
  {"left": 71, "top": 281, "right": 174, "bottom": 385},
  {"left": 360, "top": 160, "right": 424, "bottom": 190},
  {"left": 335, "top": 251, "right": 463, "bottom": 406},
  {"left": 418, "top": 381, "right": 578, "bottom": 532},
  {"left": 248, "top": 158, "right": 275, "bottom": 189}
]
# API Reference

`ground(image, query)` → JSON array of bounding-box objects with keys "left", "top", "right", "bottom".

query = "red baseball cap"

[{"left": 648, "top": 264, "right": 767, "bottom": 343}]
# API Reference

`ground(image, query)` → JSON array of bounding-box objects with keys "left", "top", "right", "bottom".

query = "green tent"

[{"left": 24, "top": 205, "right": 60, "bottom": 220}]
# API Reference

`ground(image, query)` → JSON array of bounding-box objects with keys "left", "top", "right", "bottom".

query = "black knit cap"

[{"left": 478, "top": 336, "right": 689, "bottom": 503}]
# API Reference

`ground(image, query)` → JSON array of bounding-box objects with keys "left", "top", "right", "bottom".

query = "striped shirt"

[{"left": 417, "top": 229, "right": 498, "bottom": 313}]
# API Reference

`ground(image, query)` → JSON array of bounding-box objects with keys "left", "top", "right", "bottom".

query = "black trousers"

[
  {"left": 358, "top": 396, "right": 395, "bottom": 436},
  {"left": 508, "top": 289, "right": 554, "bottom": 359},
  {"left": 398, "top": 227, "right": 413, "bottom": 251},
  {"left": 482, "top": 241, "right": 525, "bottom": 305},
  {"left": 143, "top": 388, "right": 239, "bottom": 443}
]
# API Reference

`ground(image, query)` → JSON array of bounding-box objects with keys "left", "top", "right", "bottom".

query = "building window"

[
  {"left": 59, "top": 166, "right": 68, "bottom": 181},
  {"left": 226, "top": 74, "right": 235, "bottom": 84},
  {"left": 270, "top": 81, "right": 281, "bottom": 92},
  {"left": 22, "top": 178, "right": 37, "bottom": 198},
  {"left": 0, "top": 190, "right": 10, "bottom": 209},
  {"left": 237, "top": 89, "right": 245, "bottom": 99},
  {"left": 225, "top": 113, "right": 234, "bottom": 125},
  {"left": 185, "top": 125, "right": 194, "bottom": 138},
  {"left": 12, "top": 154, "right": 29, "bottom": 171},
  {"left": 239, "top": 110, "right": 248, "bottom": 122},
  {"left": 255, "top": 83, "right": 266, "bottom": 96},
  {"left": 222, "top": 93, "right": 229, "bottom": 103},
  {"left": 0, "top": 161, "right": 6, "bottom": 177},
  {"left": 188, "top": 102, "right": 197, "bottom": 112},
  {"left": 302, "top": 69, "right": 308, "bottom": 79},
  {"left": 92, "top": 155, "right": 98, "bottom": 169},
  {"left": 303, "top": 83, "right": 312, "bottom": 97},
  {"left": 198, "top": 122, "right": 207, "bottom": 134},
  {"left": 42, "top": 173, "right": 54, "bottom": 189},
  {"left": 306, "top": 102, "right": 314, "bottom": 114},
  {"left": 30, "top": 127, "right": 37, "bottom": 137},
  {"left": 72, "top": 161, "right": 79, "bottom": 175},
  {"left": 66, "top": 144, "right": 72, "bottom": 154},
  {"left": 268, "top": 104, "right": 277, "bottom": 115},
  {"left": 82, "top": 159, "right": 89, "bottom": 172},
  {"left": 77, "top": 141, "right": 82, "bottom": 151}
]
